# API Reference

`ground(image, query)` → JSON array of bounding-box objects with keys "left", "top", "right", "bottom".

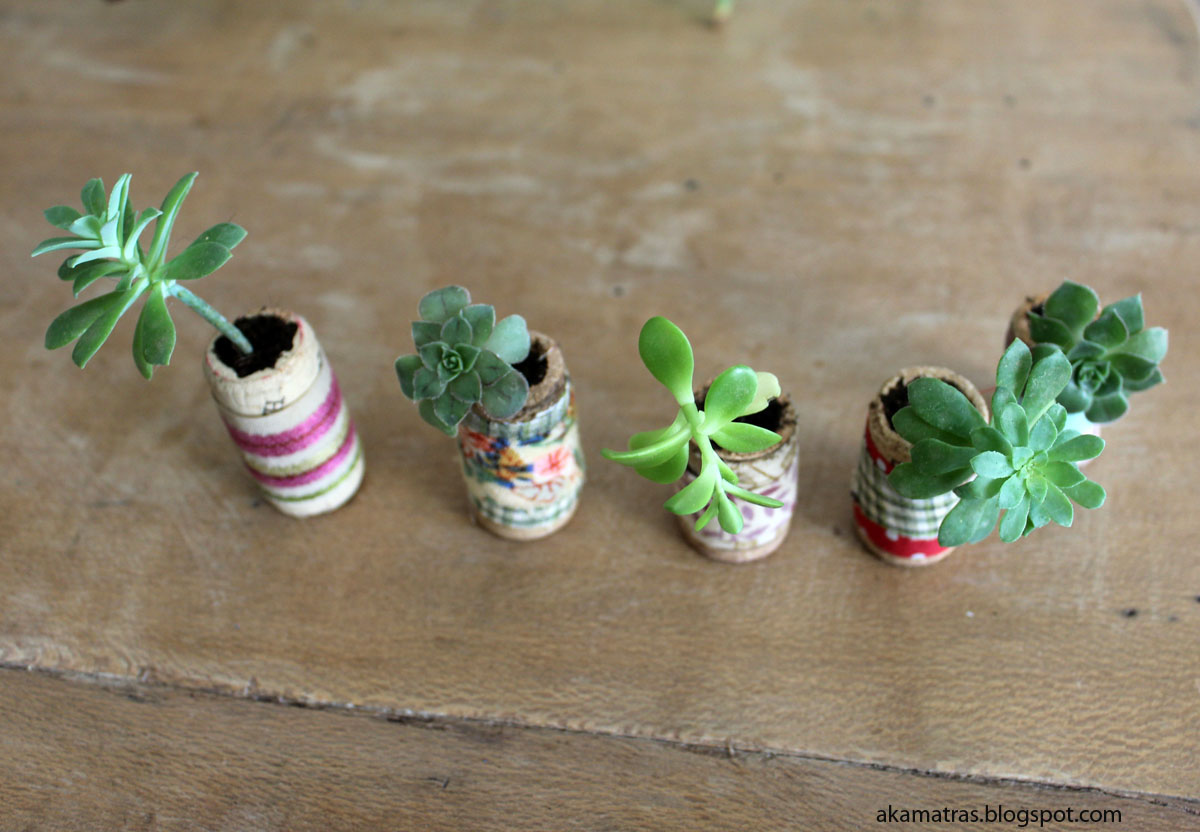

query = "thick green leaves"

[
  {"left": 81, "top": 178, "right": 106, "bottom": 216},
  {"left": 906, "top": 377, "right": 985, "bottom": 440},
  {"left": 889, "top": 463, "right": 971, "bottom": 500},
  {"left": 1041, "top": 482, "right": 1074, "bottom": 526},
  {"left": 1121, "top": 328, "right": 1168, "bottom": 363},
  {"left": 483, "top": 314, "right": 530, "bottom": 364},
  {"left": 418, "top": 285, "right": 470, "bottom": 324},
  {"left": 939, "top": 497, "right": 997, "bottom": 547},
  {"left": 971, "top": 451, "right": 1013, "bottom": 479},
  {"left": 709, "top": 421, "right": 780, "bottom": 454},
  {"left": 602, "top": 425, "right": 689, "bottom": 468},
  {"left": 997, "top": 403, "right": 1029, "bottom": 446},
  {"left": 1020, "top": 348, "right": 1072, "bottom": 423},
  {"left": 1082, "top": 310, "right": 1128, "bottom": 349},
  {"left": 434, "top": 391, "right": 471, "bottom": 428},
  {"left": 1123, "top": 368, "right": 1163, "bottom": 393},
  {"left": 413, "top": 367, "right": 446, "bottom": 400},
  {"left": 32, "top": 237, "right": 99, "bottom": 257},
  {"left": 1085, "top": 391, "right": 1128, "bottom": 423},
  {"left": 191, "top": 222, "right": 246, "bottom": 251},
  {"left": 441, "top": 313, "right": 473, "bottom": 347},
  {"left": 136, "top": 285, "right": 176, "bottom": 367},
  {"left": 44, "top": 205, "right": 82, "bottom": 229},
  {"left": 1064, "top": 479, "right": 1105, "bottom": 509},
  {"left": 474, "top": 349, "right": 512, "bottom": 385},
  {"left": 635, "top": 443, "right": 690, "bottom": 484},
  {"left": 1043, "top": 280, "right": 1099, "bottom": 334},
  {"left": 1048, "top": 434, "right": 1104, "bottom": 463},
  {"left": 462, "top": 304, "right": 495, "bottom": 346},
  {"left": 996, "top": 339, "right": 1031, "bottom": 393},
  {"left": 1106, "top": 294, "right": 1144, "bottom": 334},
  {"left": 1028, "top": 316, "right": 1073, "bottom": 349},
  {"left": 395, "top": 354, "right": 422, "bottom": 399},
  {"left": 418, "top": 399, "right": 456, "bottom": 436},
  {"left": 702, "top": 365, "right": 757, "bottom": 430},
  {"left": 911, "top": 439, "right": 977, "bottom": 476},
  {"left": 412, "top": 321, "right": 442, "bottom": 348},
  {"left": 45, "top": 292, "right": 124, "bottom": 350},
  {"left": 997, "top": 474, "right": 1026, "bottom": 509},
  {"left": 637, "top": 316, "right": 695, "bottom": 405},
  {"left": 71, "top": 285, "right": 144, "bottom": 368},
  {"left": 480, "top": 370, "right": 529, "bottom": 420},
  {"left": 970, "top": 425, "right": 1012, "bottom": 456},
  {"left": 448, "top": 370, "right": 482, "bottom": 403},
  {"left": 147, "top": 172, "right": 197, "bottom": 267},
  {"left": 892, "top": 408, "right": 961, "bottom": 446},
  {"left": 162, "top": 241, "right": 232, "bottom": 281},
  {"left": 745, "top": 372, "right": 781, "bottom": 415},
  {"left": 663, "top": 464, "right": 717, "bottom": 516},
  {"left": 999, "top": 495, "right": 1030, "bottom": 542}
]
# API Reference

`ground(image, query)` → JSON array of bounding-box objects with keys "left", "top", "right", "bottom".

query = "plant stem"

[{"left": 169, "top": 283, "right": 254, "bottom": 355}]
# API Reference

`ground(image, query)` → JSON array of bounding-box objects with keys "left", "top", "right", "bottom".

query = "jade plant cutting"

[
  {"left": 601, "top": 316, "right": 783, "bottom": 535},
  {"left": 395, "top": 286, "right": 532, "bottom": 435},
  {"left": 888, "top": 339, "right": 1106, "bottom": 546},
  {"left": 1025, "top": 280, "right": 1168, "bottom": 423},
  {"left": 32, "top": 172, "right": 251, "bottom": 378}
]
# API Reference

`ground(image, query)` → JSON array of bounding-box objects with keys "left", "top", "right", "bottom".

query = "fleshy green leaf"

[
  {"left": 999, "top": 495, "right": 1030, "bottom": 542},
  {"left": 938, "top": 498, "right": 991, "bottom": 547},
  {"left": 971, "top": 451, "right": 1014, "bottom": 479},
  {"left": 191, "top": 222, "right": 247, "bottom": 251},
  {"left": 996, "top": 339, "right": 1032, "bottom": 394},
  {"left": 434, "top": 391, "right": 471, "bottom": 429},
  {"left": 462, "top": 305, "right": 495, "bottom": 347},
  {"left": 440, "top": 313, "right": 473, "bottom": 347},
  {"left": 1123, "top": 368, "right": 1163, "bottom": 393},
  {"left": 1021, "top": 349, "right": 1072, "bottom": 424},
  {"left": 715, "top": 489, "right": 743, "bottom": 534},
  {"left": 147, "top": 172, "right": 198, "bottom": 267},
  {"left": 68, "top": 214, "right": 103, "bottom": 239},
  {"left": 744, "top": 372, "right": 780, "bottom": 416},
  {"left": 394, "top": 354, "right": 423, "bottom": 399},
  {"left": 480, "top": 369, "right": 529, "bottom": 419},
  {"left": 1041, "top": 461, "right": 1084, "bottom": 489},
  {"left": 694, "top": 501, "right": 720, "bottom": 531},
  {"left": 106, "top": 174, "right": 131, "bottom": 226},
  {"left": 635, "top": 443, "right": 690, "bottom": 484},
  {"left": 907, "top": 377, "right": 986, "bottom": 440},
  {"left": 454, "top": 344, "right": 481, "bottom": 372},
  {"left": 1026, "top": 473, "right": 1049, "bottom": 502},
  {"left": 663, "top": 464, "right": 717, "bottom": 515},
  {"left": 412, "top": 321, "right": 442, "bottom": 348},
  {"left": 418, "top": 399, "right": 456, "bottom": 436},
  {"left": 954, "top": 476, "right": 1005, "bottom": 500},
  {"left": 123, "top": 208, "right": 163, "bottom": 261},
  {"left": 997, "top": 474, "right": 1026, "bottom": 510},
  {"left": 448, "top": 370, "right": 482, "bottom": 402},
  {"left": 1082, "top": 310, "right": 1128, "bottom": 349},
  {"left": 32, "top": 237, "right": 99, "bottom": 257},
  {"left": 1105, "top": 294, "right": 1144, "bottom": 334},
  {"left": 413, "top": 366, "right": 446, "bottom": 399},
  {"left": 65, "top": 260, "right": 124, "bottom": 296},
  {"left": 911, "top": 439, "right": 978, "bottom": 476},
  {"left": 997, "top": 403, "right": 1029, "bottom": 446},
  {"left": 603, "top": 425, "right": 689, "bottom": 468},
  {"left": 1042, "top": 481, "right": 1073, "bottom": 526},
  {"left": 418, "top": 342, "right": 446, "bottom": 371},
  {"left": 418, "top": 285, "right": 470, "bottom": 324},
  {"left": 136, "top": 285, "right": 176, "bottom": 366},
  {"left": 970, "top": 425, "right": 1012, "bottom": 456},
  {"left": 1064, "top": 479, "right": 1105, "bottom": 509},
  {"left": 1044, "top": 280, "right": 1100, "bottom": 334},
  {"left": 702, "top": 365, "right": 758, "bottom": 431},
  {"left": 1085, "top": 392, "right": 1128, "bottom": 424},
  {"left": 1121, "top": 328, "right": 1168, "bottom": 364},
  {"left": 637, "top": 316, "right": 695, "bottom": 405},
  {"left": 44, "top": 206, "right": 82, "bottom": 229},
  {"left": 892, "top": 408, "right": 963, "bottom": 446},
  {"left": 1048, "top": 433, "right": 1104, "bottom": 463},
  {"left": 1028, "top": 416, "right": 1057, "bottom": 452},
  {"left": 130, "top": 308, "right": 153, "bottom": 380},
  {"left": 45, "top": 292, "right": 123, "bottom": 349},
  {"left": 81, "top": 178, "right": 106, "bottom": 216},
  {"left": 71, "top": 286, "right": 142, "bottom": 368},
  {"left": 1028, "top": 315, "right": 1075, "bottom": 349},
  {"left": 1108, "top": 353, "right": 1156, "bottom": 383},
  {"left": 484, "top": 314, "right": 531, "bottom": 365},
  {"left": 69, "top": 245, "right": 122, "bottom": 267},
  {"left": 708, "top": 421, "right": 780, "bottom": 454},
  {"left": 474, "top": 349, "right": 512, "bottom": 385},
  {"left": 1057, "top": 379, "right": 1092, "bottom": 413},
  {"left": 888, "top": 463, "right": 970, "bottom": 500},
  {"left": 162, "top": 241, "right": 232, "bottom": 281},
  {"left": 724, "top": 482, "right": 784, "bottom": 508}
]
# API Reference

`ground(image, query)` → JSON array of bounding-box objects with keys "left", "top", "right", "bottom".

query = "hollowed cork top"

[{"left": 867, "top": 366, "right": 989, "bottom": 466}]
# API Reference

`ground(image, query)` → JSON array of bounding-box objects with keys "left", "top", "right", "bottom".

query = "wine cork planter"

[
  {"left": 851, "top": 366, "right": 989, "bottom": 567},
  {"left": 456, "top": 332, "right": 585, "bottom": 541},
  {"left": 676, "top": 395, "right": 799, "bottom": 563},
  {"left": 204, "top": 309, "right": 365, "bottom": 518}
]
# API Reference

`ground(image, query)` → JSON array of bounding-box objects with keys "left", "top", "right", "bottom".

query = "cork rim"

[
  {"left": 1005, "top": 293, "right": 1048, "bottom": 349},
  {"left": 204, "top": 307, "right": 309, "bottom": 386},
  {"left": 472, "top": 330, "right": 567, "bottom": 424},
  {"left": 867, "top": 366, "right": 989, "bottom": 466}
]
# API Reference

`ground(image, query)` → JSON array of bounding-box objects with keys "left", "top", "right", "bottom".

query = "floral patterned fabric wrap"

[
  {"left": 457, "top": 379, "right": 584, "bottom": 535},
  {"left": 678, "top": 430, "right": 800, "bottom": 560}
]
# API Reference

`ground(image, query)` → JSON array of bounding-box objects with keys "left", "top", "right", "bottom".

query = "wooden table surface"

[{"left": 2, "top": 1, "right": 1199, "bottom": 828}]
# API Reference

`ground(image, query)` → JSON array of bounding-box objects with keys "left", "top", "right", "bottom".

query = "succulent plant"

[
  {"left": 32, "top": 172, "right": 252, "bottom": 378},
  {"left": 1025, "top": 280, "right": 1168, "bottom": 423},
  {"left": 601, "top": 316, "right": 783, "bottom": 535},
  {"left": 395, "top": 286, "right": 532, "bottom": 436},
  {"left": 889, "top": 339, "right": 1106, "bottom": 546}
]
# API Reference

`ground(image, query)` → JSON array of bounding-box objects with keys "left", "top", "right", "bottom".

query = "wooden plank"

[
  {"left": 1, "top": 0, "right": 1198, "bottom": 802},
  {"left": 3, "top": 669, "right": 1195, "bottom": 831}
]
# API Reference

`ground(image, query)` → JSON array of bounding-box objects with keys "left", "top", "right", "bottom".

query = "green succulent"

[
  {"left": 32, "top": 172, "right": 252, "bottom": 378},
  {"left": 1025, "top": 280, "right": 1168, "bottom": 423},
  {"left": 889, "top": 339, "right": 1106, "bottom": 547},
  {"left": 601, "top": 316, "right": 783, "bottom": 535},
  {"left": 395, "top": 286, "right": 532, "bottom": 436}
]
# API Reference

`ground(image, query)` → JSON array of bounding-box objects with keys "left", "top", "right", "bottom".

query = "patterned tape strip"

[
  {"left": 458, "top": 381, "right": 584, "bottom": 532},
  {"left": 850, "top": 423, "right": 957, "bottom": 558}
]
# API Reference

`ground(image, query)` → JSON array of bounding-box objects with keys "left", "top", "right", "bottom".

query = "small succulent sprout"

[
  {"left": 33, "top": 173, "right": 252, "bottom": 379},
  {"left": 395, "top": 286, "right": 532, "bottom": 436},
  {"left": 889, "top": 339, "right": 1106, "bottom": 547},
  {"left": 1026, "top": 280, "right": 1168, "bottom": 423},
  {"left": 602, "top": 316, "right": 784, "bottom": 535}
]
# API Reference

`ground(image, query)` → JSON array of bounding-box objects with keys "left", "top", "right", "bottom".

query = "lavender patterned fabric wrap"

[{"left": 676, "top": 429, "right": 800, "bottom": 560}]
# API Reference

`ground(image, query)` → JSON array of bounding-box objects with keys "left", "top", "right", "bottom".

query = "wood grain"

[
  {"left": 1, "top": 0, "right": 1198, "bottom": 813},
  {"left": 4, "top": 669, "right": 1196, "bottom": 831}
]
